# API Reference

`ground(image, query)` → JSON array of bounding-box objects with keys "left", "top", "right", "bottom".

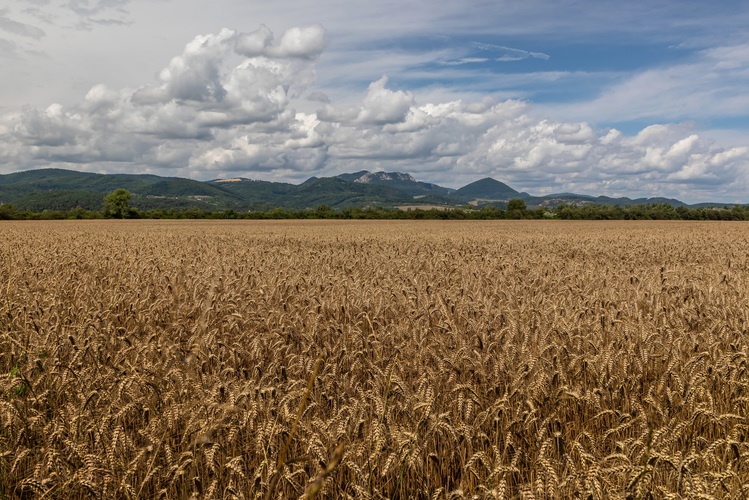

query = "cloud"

[
  {"left": 84, "top": 17, "right": 132, "bottom": 26},
  {"left": 21, "top": 7, "right": 56, "bottom": 24},
  {"left": 306, "top": 91, "right": 330, "bottom": 103},
  {"left": 0, "top": 25, "right": 328, "bottom": 177},
  {"left": 66, "top": 0, "right": 130, "bottom": 17},
  {"left": 131, "top": 25, "right": 322, "bottom": 127},
  {"left": 316, "top": 97, "right": 749, "bottom": 201},
  {"left": 356, "top": 76, "right": 415, "bottom": 125},
  {"left": 439, "top": 57, "right": 490, "bottom": 66},
  {"left": 473, "top": 42, "right": 550, "bottom": 62},
  {"left": 0, "top": 15, "right": 45, "bottom": 39},
  {"left": 550, "top": 42, "right": 749, "bottom": 124},
  {"left": 235, "top": 24, "right": 327, "bottom": 59},
  {"left": 1, "top": 25, "right": 748, "bottom": 203},
  {"left": 152, "top": 28, "right": 236, "bottom": 103},
  {"left": 64, "top": 0, "right": 132, "bottom": 30}
]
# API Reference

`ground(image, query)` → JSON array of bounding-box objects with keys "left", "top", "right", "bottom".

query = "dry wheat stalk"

[{"left": 1, "top": 220, "right": 748, "bottom": 498}]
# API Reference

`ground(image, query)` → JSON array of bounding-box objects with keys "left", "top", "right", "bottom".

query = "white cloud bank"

[{"left": 1, "top": 25, "right": 748, "bottom": 203}]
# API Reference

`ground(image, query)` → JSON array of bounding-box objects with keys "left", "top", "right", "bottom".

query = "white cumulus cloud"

[
  {"left": 235, "top": 24, "right": 327, "bottom": 59},
  {"left": 1, "top": 25, "right": 748, "bottom": 203}
]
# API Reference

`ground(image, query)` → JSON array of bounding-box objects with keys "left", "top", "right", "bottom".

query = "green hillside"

[
  {"left": 335, "top": 171, "right": 454, "bottom": 198},
  {"left": 452, "top": 177, "right": 522, "bottom": 201},
  {"left": 0, "top": 167, "right": 728, "bottom": 212}
]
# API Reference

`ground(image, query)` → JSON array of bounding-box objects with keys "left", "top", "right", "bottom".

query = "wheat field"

[{"left": 1, "top": 220, "right": 748, "bottom": 499}]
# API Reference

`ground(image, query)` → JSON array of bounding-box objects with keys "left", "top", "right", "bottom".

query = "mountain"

[
  {"left": 0, "top": 168, "right": 241, "bottom": 211},
  {"left": 523, "top": 194, "right": 690, "bottom": 209},
  {"left": 0, "top": 167, "right": 732, "bottom": 212},
  {"left": 452, "top": 177, "right": 525, "bottom": 201},
  {"left": 206, "top": 178, "right": 296, "bottom": 206},
  {"left": 336, "top": 171, "right": 454, "bottom": 198},
  {"left": 0, "top": 168, "right": 233, "bottom": 199},
  {"left": 289, "top": 177, "right": 412, "bottom": 207}
]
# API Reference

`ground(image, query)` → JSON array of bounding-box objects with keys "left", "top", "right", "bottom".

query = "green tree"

[
  {"left": 507, "top": 199, "right": 527, "bottom": 211},
  {"left": 104, "top": 189, "right": 132, "bottom": 218},
  {"left": 314, "top": 204, "right": 335, "bottom": 218},
  {"left": 0, "top": 203, "right": 16, "bottom": 220}
]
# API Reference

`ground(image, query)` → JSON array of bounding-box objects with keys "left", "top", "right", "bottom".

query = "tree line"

[{"left": 1, "top": 189, "right": 748, "bottom": 221}]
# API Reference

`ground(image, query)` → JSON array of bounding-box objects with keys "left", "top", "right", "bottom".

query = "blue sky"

[{"left": 1, "top": 0, "right": 748, "bottom": 203}]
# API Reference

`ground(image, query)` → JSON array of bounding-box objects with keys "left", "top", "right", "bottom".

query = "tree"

[
  {"left": 0, "top": 203, "right": 16, "bottom": 220},
  {"left": 507, "top": 199, "right": 527, "bottom": 211},
  {"left": 104, "top": 189, "right": 132, "bottom": 218},
  {"left": 314, "top": 204, "right": 335, "bottom": 218}
]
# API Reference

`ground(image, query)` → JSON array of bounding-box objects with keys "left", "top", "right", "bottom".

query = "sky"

[{"left": 1, "top": 0, "right": 749, "bottom": 203}]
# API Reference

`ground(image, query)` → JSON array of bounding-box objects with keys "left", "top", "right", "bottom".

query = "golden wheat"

[{"left": 1, "top": 219, "right": 748, "bottom": 498}]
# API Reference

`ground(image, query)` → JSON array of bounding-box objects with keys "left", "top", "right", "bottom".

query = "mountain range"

[{"left": 0, "top": 168, "right": 728, "bottom": 212}]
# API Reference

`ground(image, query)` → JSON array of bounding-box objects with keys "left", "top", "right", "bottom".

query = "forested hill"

[{"left": 0, "top": 167, "right": 729, "bottom": 212}]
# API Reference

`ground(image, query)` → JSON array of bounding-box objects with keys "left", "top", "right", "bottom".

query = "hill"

[
  {"left": 0, "top": 168, "right": 733, "bottom": 212},
  {"left": 336, "top": 171, "right": 454, "bottom": 198},
  {"left": 452, "top": 177, "right": 524, "bottom": 201}
]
